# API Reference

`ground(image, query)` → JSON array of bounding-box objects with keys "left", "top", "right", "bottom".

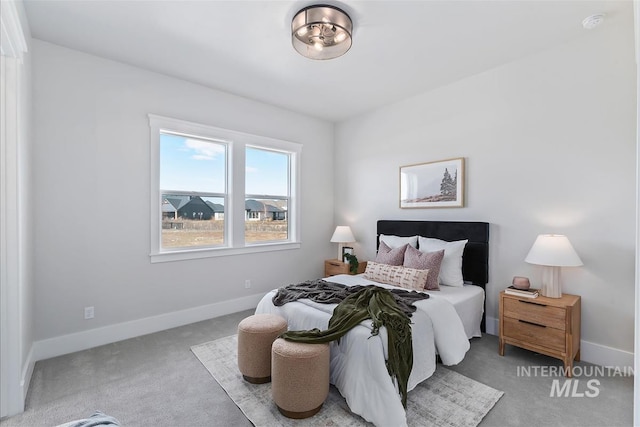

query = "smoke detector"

[{"left": 582, "top": 14, "right": 605, "bottom": 30}]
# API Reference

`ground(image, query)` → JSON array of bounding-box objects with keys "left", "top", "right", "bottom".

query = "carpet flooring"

[
  {"left": 192, "top": 334, "right": 503, "bottom": 427},
  {"left": 0, "top": 309, "right": 634, "bottom": 426}
]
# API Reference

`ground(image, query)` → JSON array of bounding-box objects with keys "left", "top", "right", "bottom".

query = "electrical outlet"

[
  {"left": 244, "top": 280, "right": 251, "bottom": 289},
  {"left": 84, "top": 306, "right": 94, "bottom": 319}
]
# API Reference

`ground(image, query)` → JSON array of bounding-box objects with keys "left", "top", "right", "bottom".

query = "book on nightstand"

[{"left": 504, "top": 286, "right": 539, "bottom": 298}]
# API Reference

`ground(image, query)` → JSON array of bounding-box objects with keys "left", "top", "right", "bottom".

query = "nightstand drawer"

[
  {"left": 503, "top": 298, "right": 566, "bottom": 330},
  {"left": 324, "top": 259, "right": 367, "bottom": 277},
  {"left": 503, "top": 317, "right": 565, "bottom": 352},
  {"left": 325, "top": 260, "right": 348, "bottom": 276}
]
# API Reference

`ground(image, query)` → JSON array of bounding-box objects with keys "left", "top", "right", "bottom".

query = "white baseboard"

[
  {"left": 32, "top": 293, "right": 264, "bottom": 363},
  {"left": 486, "top": 315, "right": 499, "bottom": 336},
  {"left": 21, "top": 346, "right": 34, "bottom": 404},
  {"left": 580, "top": 340, "right": 634, "bottom": 369},
  {"left": 484, "top": 315, "right": 634, "bottom": 368}
]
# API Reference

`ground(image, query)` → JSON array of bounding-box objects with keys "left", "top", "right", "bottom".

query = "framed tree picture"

[{"left": 400, "top": 157, "right": 465, "bottom": 208}]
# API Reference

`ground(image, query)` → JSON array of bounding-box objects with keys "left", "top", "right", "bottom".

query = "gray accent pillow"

[
  {"left": 418, "top": 237, "right": 468, "bottom": 287},
  {"left": 374, "top": 241, "right": 407, "bottom": 266},
  {"left": 403, "top": 245, "right": 445, "bottom": 290}
]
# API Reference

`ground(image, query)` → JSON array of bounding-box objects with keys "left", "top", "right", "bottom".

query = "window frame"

[{"left": 149, "top": 114, "right": 301, "bottom": 263}]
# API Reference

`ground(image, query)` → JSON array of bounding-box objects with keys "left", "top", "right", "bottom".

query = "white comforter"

[{"left": 254, "top": 274, "right": 470, "bottom": 427}]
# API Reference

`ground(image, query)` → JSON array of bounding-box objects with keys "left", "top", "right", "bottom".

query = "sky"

[{"left": 160, "top": 132, "right": 289, "bottom": 197}]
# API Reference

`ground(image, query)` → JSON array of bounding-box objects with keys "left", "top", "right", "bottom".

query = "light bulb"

[{"left": 313, "top": 42, "right": 323, "bottom": 51}]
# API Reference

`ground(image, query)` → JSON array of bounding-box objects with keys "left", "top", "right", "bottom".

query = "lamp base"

[{"left": 540, "top": 266, "right": 562, "bottom": 298}]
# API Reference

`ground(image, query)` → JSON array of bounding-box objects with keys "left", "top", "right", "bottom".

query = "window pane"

[
  {"left": 160, "top": 132, "right": 226, "bottom": 193},
  {"left": 162, "top": 194, "right": 225, "bottom": 248},
  {"left": 245, "top": 198, "right": 288, "bottom": 243},
  {"left": 246, "top": 147, "right": 288, "bottom": 196}
]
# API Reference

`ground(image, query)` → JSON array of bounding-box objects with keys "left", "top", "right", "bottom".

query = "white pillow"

[
  {"left": 418, "top": 237, "right": 468, "bottom": 287},
  {"left": 380, "top": 234, "right": 418, "bottom": 249}
]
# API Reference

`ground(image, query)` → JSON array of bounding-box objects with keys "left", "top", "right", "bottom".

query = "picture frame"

[
  {"left": 342, "top": 246, "right": 354, "bottom": 262},
  {"left": 400, "top": 157, "right": 465, "bottom": 208}
]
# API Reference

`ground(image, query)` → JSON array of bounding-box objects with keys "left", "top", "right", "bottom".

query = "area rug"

[{"left": 191, "top": 335, "right": 503, "bottom": 427}]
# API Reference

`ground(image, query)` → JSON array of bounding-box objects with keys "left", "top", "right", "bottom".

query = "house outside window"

[{"left": 149, "top": 115, "right": 301, "bottom": 263}]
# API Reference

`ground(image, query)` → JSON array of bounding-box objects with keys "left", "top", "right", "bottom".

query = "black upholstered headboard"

[{"left": 376, "top": 220, "right": 490, "bottom": 286}]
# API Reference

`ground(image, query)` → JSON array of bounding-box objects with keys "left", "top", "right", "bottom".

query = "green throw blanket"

[{"left": 272, "top": 280, "right": 429, "bottom": 407}]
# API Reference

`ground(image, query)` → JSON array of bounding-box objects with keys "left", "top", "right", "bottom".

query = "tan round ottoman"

[
  {"left": 237, "top": 314, "right": 287, "bottom": 384},
  {"left": 271, "top": 338, "right": 330, "bottom": 419}
]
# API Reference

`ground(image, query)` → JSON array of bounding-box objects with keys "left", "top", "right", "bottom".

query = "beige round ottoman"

[
  {"left": 271, "top": 338, "right": 330, "bottom": 419},
  {"left": 237, "top": 314, "right": 287, "bottom": 384}
]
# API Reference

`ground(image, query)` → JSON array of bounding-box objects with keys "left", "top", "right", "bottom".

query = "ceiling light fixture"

[{"left": 291, "top": 4, "right": 352, "bottom": 60}]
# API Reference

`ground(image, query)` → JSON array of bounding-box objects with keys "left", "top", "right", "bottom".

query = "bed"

[{"left": 255, "top": 220, "right": 489, "bottom": 426}]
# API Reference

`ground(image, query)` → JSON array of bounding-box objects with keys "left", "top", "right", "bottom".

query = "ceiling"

[{"left": 22, "top": 0, "right": 631, "bottom": 122}]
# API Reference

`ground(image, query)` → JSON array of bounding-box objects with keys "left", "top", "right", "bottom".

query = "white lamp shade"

[
  {"left": 330, "top": 226, "right": 355, "bottom": 243},
  {"left": 525, "top": 234, "right": 583, "bottom": 267}
]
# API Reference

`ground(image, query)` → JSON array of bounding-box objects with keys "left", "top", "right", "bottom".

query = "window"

[
  {"left": 245, "top": 146, "right": 290, "bottom": 243},
  {"left": 149, "top": 115, "right": 301, "bottom": 262},
  {"left": 160, "top": 132, "right": 227, "bottom": 249}
]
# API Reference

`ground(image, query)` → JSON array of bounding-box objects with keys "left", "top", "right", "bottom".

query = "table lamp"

[
  {"left": 330, "top": 226, "right": 355, "bottom": 261},
  {"left": 524, "top": 234, "right": 583, "bottom": 298}
]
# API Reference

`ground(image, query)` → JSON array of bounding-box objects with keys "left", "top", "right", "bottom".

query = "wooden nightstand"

[
  {"left": 499, "top": 291, "right": 581, "bottom": 377},
  {"left": 324, "top": 259, "right": 367, "bottom": 277}
]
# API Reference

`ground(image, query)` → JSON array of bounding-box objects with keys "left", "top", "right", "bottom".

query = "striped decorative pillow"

[{"left": 364, "top": 261, "right": 429, "bottom": 292}]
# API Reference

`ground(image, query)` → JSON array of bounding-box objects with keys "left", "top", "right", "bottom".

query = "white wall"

[
  {"left": 30, "top": 40, "right": 335, "bottom": 356},
  {"left": 335, "top": 10, "right": 636, "bottom": 363}
]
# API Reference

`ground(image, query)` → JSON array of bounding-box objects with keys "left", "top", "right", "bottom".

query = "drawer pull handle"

[
  {"left": 519, "top": 300, "right": 547, "bottom": 307},
  {"left": 518, "top": 319, "right": 546, "bottom": 328}
]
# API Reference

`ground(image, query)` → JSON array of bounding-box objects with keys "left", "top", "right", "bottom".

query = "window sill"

[{"left": 150, "top": 241, "right": 301, "bottom": 263}]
